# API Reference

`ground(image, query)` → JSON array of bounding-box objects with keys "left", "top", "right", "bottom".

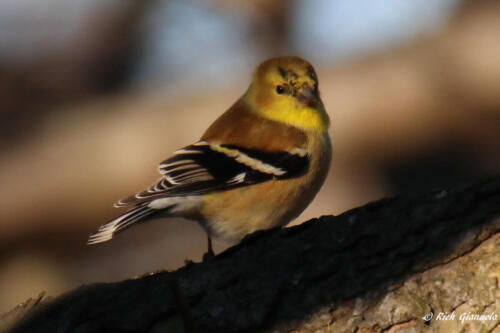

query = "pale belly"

[{"left": 198, "top": 133, "right": 331, "bottom": 242}]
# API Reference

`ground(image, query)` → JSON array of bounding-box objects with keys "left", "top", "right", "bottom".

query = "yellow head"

[{"left": 245, "top": 56, "right": 329, "bottom": 132}]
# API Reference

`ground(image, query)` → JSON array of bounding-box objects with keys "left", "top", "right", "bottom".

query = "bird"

[{"left": 87, "top": 56, "right": 332, "bottom": 256}]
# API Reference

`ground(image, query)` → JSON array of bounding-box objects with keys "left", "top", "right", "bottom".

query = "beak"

[{"left": 297, "top": 84, "right": 320, "bottom": 107}]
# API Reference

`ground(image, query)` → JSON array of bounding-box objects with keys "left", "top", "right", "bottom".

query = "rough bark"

[{"left": 5, "top": 176, "right": 500, "bottom": 333}]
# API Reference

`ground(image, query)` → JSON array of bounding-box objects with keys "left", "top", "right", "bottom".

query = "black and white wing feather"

[
  {"left": 88, "top": 141, "right": 309, "bottom": 244},
  {"left": 115, "top": 141, "right": 309, "bottom": 206}
]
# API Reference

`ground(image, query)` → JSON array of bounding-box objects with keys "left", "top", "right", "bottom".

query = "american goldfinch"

[{"left": 88, "top": 56, "right": 331, "bottom": 255}]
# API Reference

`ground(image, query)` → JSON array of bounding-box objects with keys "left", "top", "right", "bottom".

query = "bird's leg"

[
  {"left": 207, "top": 235, "right": 214, "bottom": 256},
  {"left": 203, "top": 234, "right": 215, "bottom": 260}
]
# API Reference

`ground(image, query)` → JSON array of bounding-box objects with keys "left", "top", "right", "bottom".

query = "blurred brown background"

[{"left": 1, "top": 0, "right": 500, "bottom": 313}]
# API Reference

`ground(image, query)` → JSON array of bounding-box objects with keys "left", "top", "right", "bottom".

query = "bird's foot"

[{"left": 203, "top": 248, "right": 215, "bottom": 261}]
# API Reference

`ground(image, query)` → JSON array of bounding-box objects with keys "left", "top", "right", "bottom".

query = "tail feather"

[{"left": 87, "top": 205, "right": 156, "bottom": 245}]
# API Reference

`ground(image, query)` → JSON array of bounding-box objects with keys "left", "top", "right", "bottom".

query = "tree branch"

[{"left": 7, "top": 176, "right": 500, "bottom": 332}]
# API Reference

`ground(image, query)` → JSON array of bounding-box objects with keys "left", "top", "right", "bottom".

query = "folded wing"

[{"left": 115, "top": 141, "right": 309, "bottom": 207}]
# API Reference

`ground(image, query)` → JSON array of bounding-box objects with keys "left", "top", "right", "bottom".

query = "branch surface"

[{"left": 7, "top": 176, "right": 500, "bottom": 333}]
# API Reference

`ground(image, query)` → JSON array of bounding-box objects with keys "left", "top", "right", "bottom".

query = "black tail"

[{"left": 87, "top": 204, "right": 156, "bottom": 245}]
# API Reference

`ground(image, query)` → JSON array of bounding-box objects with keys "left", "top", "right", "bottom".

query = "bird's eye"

[{"left": 276, "top": 85, "right": 285, "bottom": 94}]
